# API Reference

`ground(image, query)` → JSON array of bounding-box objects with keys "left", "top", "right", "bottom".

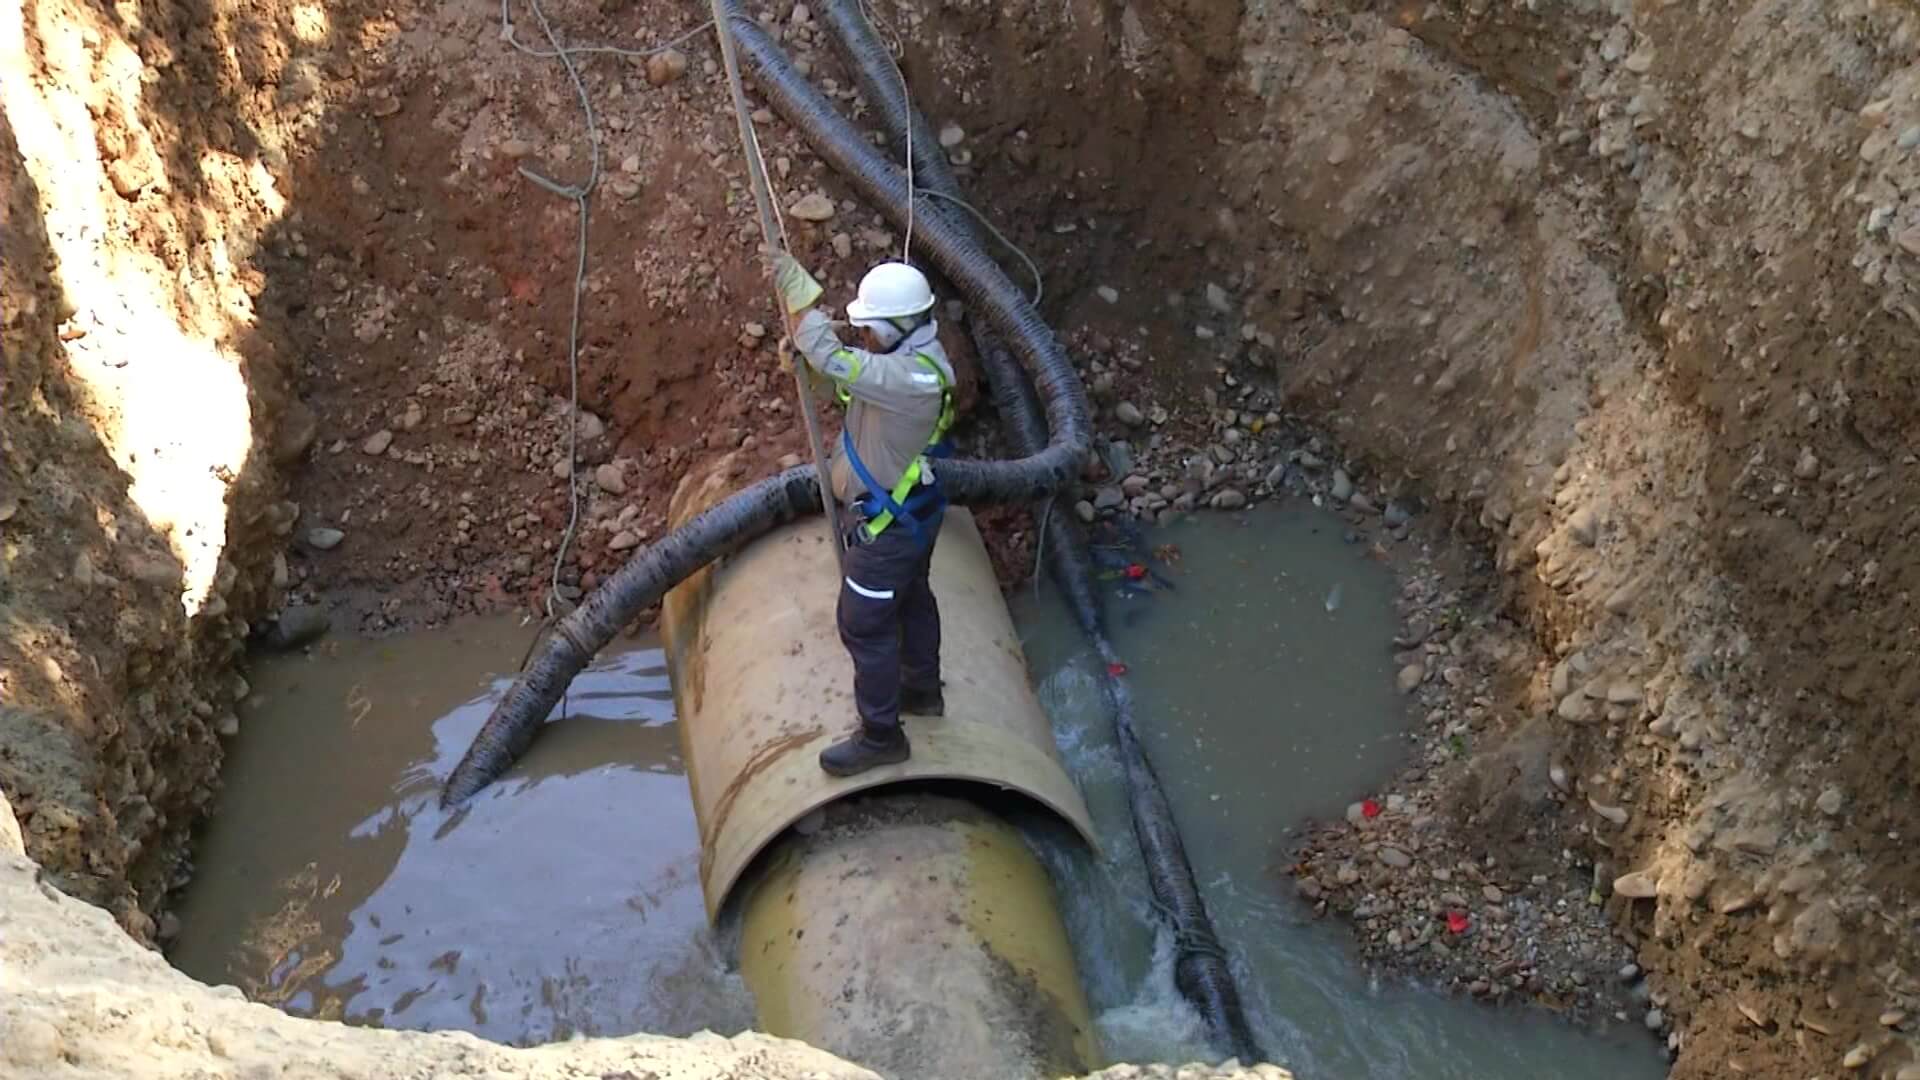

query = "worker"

[{"left": 777, "top": 256, "right": 956, "bottom": 777}]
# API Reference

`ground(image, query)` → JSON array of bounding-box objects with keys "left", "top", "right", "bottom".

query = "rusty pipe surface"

[{"left": 738, "top": 792, "right": 1101, "bottom": 1079}]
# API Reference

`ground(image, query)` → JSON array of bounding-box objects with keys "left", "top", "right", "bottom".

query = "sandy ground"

[{"left": 7, "top": 0, "right": 1920, "bottom": 1075}]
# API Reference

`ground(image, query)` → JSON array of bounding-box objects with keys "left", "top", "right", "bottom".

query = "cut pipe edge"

[{"left": 739, "top": 792, "right": 1103, "bottom": 1077}]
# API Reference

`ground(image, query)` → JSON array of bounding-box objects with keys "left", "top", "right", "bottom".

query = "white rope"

[
  {"left": 493, "top": 0, "right": 715, "bottom": 621},
  {"left": 499, "top": 0, "right": 598, "bottom": 624},
  {"left": 500, "top": 13, "right": 713, "bottom": 61},
  {"left": 1032, "top": 495, "right": 1054, "bottom": 597},
  {"left": 902, "top": 75, "right": 915, "bottom": 261}
]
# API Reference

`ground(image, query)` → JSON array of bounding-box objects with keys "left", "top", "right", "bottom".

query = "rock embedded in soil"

[
  {"left": 645, "top": 48, "right": 688, "bottom": 86},
  {"left": 1397, "top": 663, "right": 1426, "bottom": 693},
  {"left": 1115, "top": 401, "right": 1145, "bottom": 426},
  {"left": 1330, "top": 469, "right": 1354, "bottom": 502},
  {"left": 1589, "top": 798, "right": 1629, "bottom": 825},
  {"left": 594, "top": 463, "right": 627, "bottom": 495},
  {"left": 305, "top": 527, "right": 345, "bottom": 551},
  {"left": 362, "top": 429, "right": 393, "bottom": 456},
  {"left": 1605, "top": 682, "right": 1643, "bottom": 705},
  {"left": 260, "top": 606, "right": 330, "bottom": 652},
  {"left": 1210, "top": 488, "right": 1247, "bottom": 510},
  {"left": 273, "top": 401, "right": 320, "bottom": 463},
  {"left": 1378, "top": 846, "right": 1413, "bottom": 869},
  {"left": 1567, "top": 506, "right": 1600, "bottom": 545},
  {"left": 1613, "top": 871, "right": 1660, "bottom": 899},
  {"left": 789, "top": 193, "right": 837, "bottom": 221},
  {"left": 1557, "top": 691, "right": 1594, "bottom": 722},
  {"left": 1603, "top": 579, "right": 1640, "bottom": 614}
]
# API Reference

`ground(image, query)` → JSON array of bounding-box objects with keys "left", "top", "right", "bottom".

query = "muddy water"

[
  {"left": 167, "top": 618, "right": 752, "bottom": 1045},
  {"left": 171, "top": 506, "right": 1660, "bottom": 1073},
  {"left": 1010, "top": 505, "right": 1666, "bottom": 1077}
]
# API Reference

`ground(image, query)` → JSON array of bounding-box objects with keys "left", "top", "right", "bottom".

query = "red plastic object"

[
  {"left": 1125, "top": 563, "right": 1147, "bottom": 580},
  {"left": 1361, "top": 798, "right": 1381, "bottom": 819},
  {"left": 1107, "top": 662, "right": 1128, "bottom": 677},
  {"left": 1446, "top": 911, "right": 1470, "bottom": 934}
]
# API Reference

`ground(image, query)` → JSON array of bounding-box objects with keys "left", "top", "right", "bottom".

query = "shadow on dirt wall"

[
  {"left": 2, "top": 102, "right": 216, "bottom": 931},
  {"left": 0, "top": 0, "right": 382, "bottom": 934}
]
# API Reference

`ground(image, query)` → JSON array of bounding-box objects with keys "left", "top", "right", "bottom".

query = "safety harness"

[{"left": 836, "top": 349, "right": 954, "bottom": 545}]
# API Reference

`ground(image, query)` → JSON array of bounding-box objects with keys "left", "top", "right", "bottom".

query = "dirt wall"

[
  {"left": 927, "top": 0, "right": 1920, "bottom": 1075},
  {"left": 0, "top": 0, "right": 315, "bottom": 936}
]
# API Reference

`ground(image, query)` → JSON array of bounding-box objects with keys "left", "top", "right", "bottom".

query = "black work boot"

[
  {"left": 900, "top": 683, "right": 946, "bottom": 718},
  {"left": 819, "top": 725, "right": 910, "bottom": 777}
]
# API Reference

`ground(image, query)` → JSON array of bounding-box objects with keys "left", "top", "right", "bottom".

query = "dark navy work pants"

[{"left": 835, "top": 507, "right": 945, "bottom": 733}]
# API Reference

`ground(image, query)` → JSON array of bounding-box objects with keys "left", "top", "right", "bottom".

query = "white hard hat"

[{"left": 845, "top": 261, "right": 935, "bottom": 321}]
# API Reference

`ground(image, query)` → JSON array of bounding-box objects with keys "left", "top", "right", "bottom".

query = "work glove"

[{"left": 773, "top": 252, "right": 823, "bottom": 315}]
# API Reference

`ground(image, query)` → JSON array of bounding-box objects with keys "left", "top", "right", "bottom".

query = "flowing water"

[
  {"left": 172, "top": 505, "right": 1663, "bottom": 1075},
  {"left": 1010, "top": 504, "right": 1666, "bottom": 1077},
  {"left": 167, "top": 618, "right": 754, "bottom": 1044}
]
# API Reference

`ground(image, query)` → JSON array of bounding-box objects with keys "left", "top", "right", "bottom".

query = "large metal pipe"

[
  {"left": 657, "top": 453, "right": 1098, "bottom": 911},
  {"left": 657, "top": 453, "right": 1101, "bottom": 1075}
]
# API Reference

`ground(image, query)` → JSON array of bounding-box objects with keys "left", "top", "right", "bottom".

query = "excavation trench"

[
  {"left": 17, "top": 0, "right": 1669, "bottom": 1066},
  {"left": 170, "top": 506, "right": 1665, "bottom": 1076},
  {"left": 24, "top": 0, "right": 1920, "bottom": 1071}
]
